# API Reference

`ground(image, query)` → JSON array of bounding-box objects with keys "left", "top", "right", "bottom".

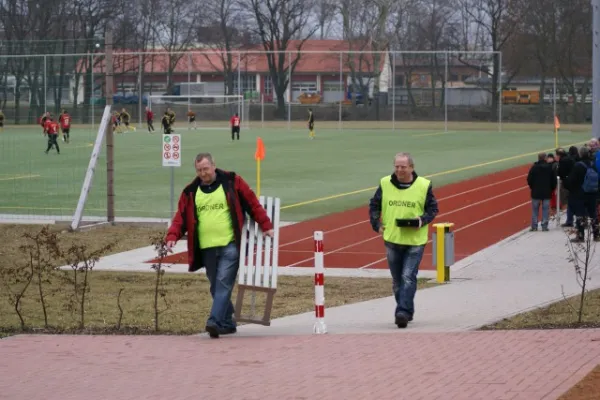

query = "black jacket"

[
  {"left": 557, "top": 156, "right": 576, "bottom": 181},
  {"left": 368, "top": 172, "right": 439, "bottom": 233},
  {"left": 565, "top": 159, "right": 597, "bottom": 199},
  {"left": 527, "top": 161, "right": 557, "bottom": 200}
]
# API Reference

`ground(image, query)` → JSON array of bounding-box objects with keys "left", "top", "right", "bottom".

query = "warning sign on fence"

[{"left": 162, "top": 134, "right": 181, "bottom": 167}]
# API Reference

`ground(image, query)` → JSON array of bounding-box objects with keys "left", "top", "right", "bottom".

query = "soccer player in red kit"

[
  {"left": 40, "top": 111, "right": 51, "bottom": 134},
  {"left": 230, "top": 112, "right": 240, "bottom": 141},
  {"left": 59, "top": 110, "right": 71, "bottom": 143},
  {"left": 145, "top": 107, "right": 155, "bottom": 133},
  {"left": 44, "top": 118, "right": 60, "bottom": 154}
]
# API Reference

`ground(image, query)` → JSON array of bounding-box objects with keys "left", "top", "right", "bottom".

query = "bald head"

[{"left": 393, "top": 152, "right": 415, "bottom": 183}]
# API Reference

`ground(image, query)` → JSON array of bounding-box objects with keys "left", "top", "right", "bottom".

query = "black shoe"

[
  {"left": 205, "top": 325, "right": 219, "bottom": 339},
  {"left": 221, "top": 327, "right": 237, "bottom": 335},
  {"left": 395, "top": 314, "right": 408, "bottom": 328}
]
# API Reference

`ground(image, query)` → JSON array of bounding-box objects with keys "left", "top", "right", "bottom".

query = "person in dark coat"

[
  {"left": 558, "top": 146, "right": 580, "bottom": 227},
  {"left": 527, "top": 152, "right": 557, "bottom": 231},
  {"left": 564, "top": 146, "right": 600, "bottom": 242}
]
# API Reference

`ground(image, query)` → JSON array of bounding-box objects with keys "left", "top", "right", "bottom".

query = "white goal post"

[
  {"left": 147, "top": 94, "right": 249, "bottom": 130},
  {"left": 70, "top": 105, "right": 112, "bottom": 231}
]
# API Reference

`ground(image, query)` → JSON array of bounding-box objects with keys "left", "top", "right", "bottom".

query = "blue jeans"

[
  {"left": 385, "top": 242, "right": 425, "bottom": 319},
  {"left": 202, "top": 242, "right": 239, "bottom": 330},
  {"left": 531, "top": 199, "right": 550, "bottom": 229}
]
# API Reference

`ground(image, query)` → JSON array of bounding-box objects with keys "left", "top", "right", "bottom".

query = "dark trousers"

[
  {"left": 231, "top": 126, "right": 240, "bottom": 140},
  {"left": 45, "top": 134, "right": 60, "bottom": 153},
  {"left": 147, "top": 119, "right": 154, "bottom": 132},
  {"left": 573, "top": 197, "right": 600, "bottom": 239}
]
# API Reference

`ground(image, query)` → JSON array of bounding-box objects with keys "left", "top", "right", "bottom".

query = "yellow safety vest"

[
  {"left": 195, "top": 184, "right": 235, "bottom": 249},
  {"left": 380, "top": 175, "right": 430, "bottom": 246}
]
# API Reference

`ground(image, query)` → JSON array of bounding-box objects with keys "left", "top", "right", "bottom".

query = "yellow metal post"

[{"left": 433, "top": 223, "right": 454, "bottom": 283}]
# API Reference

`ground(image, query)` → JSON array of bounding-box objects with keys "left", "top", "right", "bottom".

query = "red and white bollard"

[{"left": 313, "top": 231, "right": 327, "bottom": 334}]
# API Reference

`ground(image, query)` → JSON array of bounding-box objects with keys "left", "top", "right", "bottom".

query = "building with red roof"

[{"left": 75, "top": 39, "right": 392, "bottom": 104}]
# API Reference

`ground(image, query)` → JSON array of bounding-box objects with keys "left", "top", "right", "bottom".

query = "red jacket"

[{"left": 165, "top": 169, "right": 273, "bottom": 272}]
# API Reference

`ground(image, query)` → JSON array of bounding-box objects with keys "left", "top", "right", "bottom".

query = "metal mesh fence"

[{"left": 1, "top": 48, "right": 591, "bottom": 221}]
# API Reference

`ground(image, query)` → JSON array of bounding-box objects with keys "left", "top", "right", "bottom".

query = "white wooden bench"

[{"left": 234, "top": 196, "right": 281, "bottom": 326}]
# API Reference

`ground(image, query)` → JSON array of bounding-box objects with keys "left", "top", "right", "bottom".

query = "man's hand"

[
  {"left": 264, "top": 229, "right": 274, "bottom": 238},
  {"left": 166, "top": 240, "right": 176, "bottom": 253},
  {"left": 378, "top": 226, "right": 385, "bottom": 235}
]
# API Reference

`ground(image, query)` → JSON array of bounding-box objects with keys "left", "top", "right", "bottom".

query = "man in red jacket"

[{"left": 165, "top": 152, "right": 274, "bottom": 338}]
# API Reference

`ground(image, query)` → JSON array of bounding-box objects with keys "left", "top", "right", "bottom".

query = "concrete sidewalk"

[{"left": 235, "top": 222, "right": 600, "bottom": 337}]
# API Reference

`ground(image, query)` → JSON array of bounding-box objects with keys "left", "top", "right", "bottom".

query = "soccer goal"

[{"left": 147, "top": 94, "right": 250, "bottom": 130}]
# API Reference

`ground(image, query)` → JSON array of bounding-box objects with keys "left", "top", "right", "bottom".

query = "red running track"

[{"left": 153, "top": 164, "right": 534, "bottom": 271}]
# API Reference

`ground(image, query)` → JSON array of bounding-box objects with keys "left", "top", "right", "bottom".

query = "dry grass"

[
  {"left": 557, "top": 365, "right": 600, "bottom": 400},
  {"left": 0, "top": 270, "right": 434, "bottom": 336},
  {"left": 0, "top": 223, "right": 168, "bottom": 268},
  {"left": 0, "top": 223, "right": 436, "bottom": 337},
  {"left": 480, "top": 288, "right": 600, "bottom": 330}
]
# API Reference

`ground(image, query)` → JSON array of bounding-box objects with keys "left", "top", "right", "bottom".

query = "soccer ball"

[{"left": 95, "top": 43, "right": 100, "bottom": 49}]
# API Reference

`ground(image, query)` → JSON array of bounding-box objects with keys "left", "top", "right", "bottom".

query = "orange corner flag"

[
  {"left": 554, "top": 115, "right": 560, "bottom": 130},
  {"left": 255, "top": 137, "right": 265, "bottom": 161}
]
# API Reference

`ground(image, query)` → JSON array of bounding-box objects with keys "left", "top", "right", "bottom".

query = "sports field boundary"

[
  {"left": 0, "top": 139, "right": 587, "bottom": 223},
  {"left": 281, "top": 140, "right": 586, "bottom": 210}
]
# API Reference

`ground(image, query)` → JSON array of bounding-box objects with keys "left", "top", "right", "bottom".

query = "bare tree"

[
  {"left": 152, "top": 0, "right": 200, "bottom": 94},
  {"left": 552, "top": 0, "right": 592, "bottom": 122},
  {"left": 456, "top": 0, "right": 521, "bottom": 121},
  {"left": 314, "top": 0, "right": 338, "bottom": 39},
  {"left": 196, "top": 0, "right": 252, "bottom": 96},
  {"left": 411, "top": 0, "right": 459, "bottom": 108},
  {"left": 339, "top": 0, "right": 394, "bottom": 119},
  {"left": 388, "top": 0, "right": 422, "bottom": 109},
  {"left": 505, "top": 0, "right": 557, "bottom": 122},
  {"left": 69, "top": 0, "right": 117, "bottom": 122},
  {"left": 244, "top": 0, "right": 318, "bottom": 118}
]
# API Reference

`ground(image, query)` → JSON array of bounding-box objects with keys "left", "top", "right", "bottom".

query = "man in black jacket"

[
  {"left": 565, "top": 146, "right": 600, "bottom": 242},
  {"left": 527, "top": 153, "right": 557, "bottom": 231},
  {"left": 558, "top": 146, "right": 579, "bottom": 227}
]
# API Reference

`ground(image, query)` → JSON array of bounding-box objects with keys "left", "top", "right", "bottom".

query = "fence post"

[
  {"left": 339, "top": 51, "right": 342, "bottom": 131},
  {"left": 105, "top": 31, "right": 115, "bottom": 224},
  {"left": 392, "top": 51, "right": 395, "bottom": 131},
  {"left": 44, "top": 55, "right": 47, "bottom": 115},
  {"left": 498, "top": 51, "right": 502, "bottom": 133},
  {"left": 91, "top": 53, "right": 95, "bottom": 129},
  {"left": 444, "top": 51, "right": 448, "bottom": 133},
  {"left": 287, "top": 51, "right": 291, "bottom": 131},
  {"left": 138, "top": 53, "right": 143, "bottom": 126}
]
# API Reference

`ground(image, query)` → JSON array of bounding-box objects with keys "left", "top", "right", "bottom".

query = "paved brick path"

[{"left": 2, "top": 329, "right": 600, "bottom": 400}]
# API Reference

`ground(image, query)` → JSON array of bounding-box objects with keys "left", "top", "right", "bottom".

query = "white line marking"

[
  {"left": 284, "top": 188, "right": 529, "bottom": 268},
  {"left": 279, "top": 173, "right": 527, "bottom": 248},
  {"left": 357, "top": 200, "right": 531, "bottom": 269}
]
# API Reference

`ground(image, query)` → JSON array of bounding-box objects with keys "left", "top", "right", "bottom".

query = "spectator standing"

[{"left": 527, "top": 152, "right": 557, "bottom": 231}]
